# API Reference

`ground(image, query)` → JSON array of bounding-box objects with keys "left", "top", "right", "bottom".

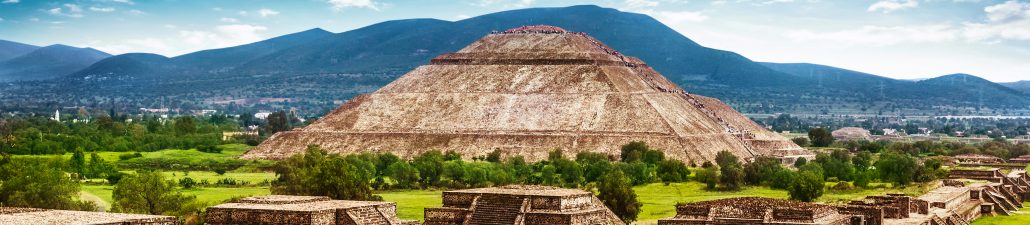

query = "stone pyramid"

[{"left": 243, "top": 25, "right": 807, "bottom": 164}]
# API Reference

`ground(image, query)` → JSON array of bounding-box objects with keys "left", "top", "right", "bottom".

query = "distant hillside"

[
  {"left": 2, "top": 5, "right": 1027, "bottom": 114},
  {"left": 67, "top": 5, "right": 801, "bottom": 88},
  {"left": 0, "top": 40, "right": 39, "bottom": 62},
  {"left": 762, "top": 63, "right": 1030, "bottom": 107},
  {"left": 1003, "top": 81, "right": 1030, "bottom": 95},
  {"left": 0, "top": 45, "right": 110, "bottom": 82}
]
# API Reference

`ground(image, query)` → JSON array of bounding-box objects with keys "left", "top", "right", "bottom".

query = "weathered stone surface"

[
  {"left": 242, "top": 25, "right": 806, "bottom": 164},
  {"left": 0, "top": 207, "right": 177, "bottom": 225},
  {"left": 659, "top": 197, "right": 852, "bottom": 225},
  {"left": 424, "top": 185, "right": 624, "bottom": 225},
  {"left": 204, "top": 195, "right": 416, "bottom": 225}
]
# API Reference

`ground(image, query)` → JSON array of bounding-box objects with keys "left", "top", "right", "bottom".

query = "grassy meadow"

[{"left": 53, "top": 143, "right": 1024, "bottom": 225}]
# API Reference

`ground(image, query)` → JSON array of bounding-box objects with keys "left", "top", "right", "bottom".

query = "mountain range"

[
  {"left": 0, "top": 44, "right": 111, "bottom": 82},
  {"left": 0, "top": 5, "right": 1026, "bottom": 114}
]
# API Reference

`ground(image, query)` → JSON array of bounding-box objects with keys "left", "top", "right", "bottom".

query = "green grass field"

[
  {"left": 971, "top": 205, "right": 1030, "bottom": 225},
  {"left": 378, "top": 189, "right": 444, "bottom": 221},
  {"left": 81, "top": 184, "right": 270, "bottom": 210},
  {"left": 13, "top": 144, "right": 253, "bottom": 163},
  {"left": 162, "top": 171, "right": 276, "bottom": 185}
]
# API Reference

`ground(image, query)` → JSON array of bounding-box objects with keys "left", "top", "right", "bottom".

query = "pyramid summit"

[{"left": 243, "top": 25, "right": 809, "bottom": 164}]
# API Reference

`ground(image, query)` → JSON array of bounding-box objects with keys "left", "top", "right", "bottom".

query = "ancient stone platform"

[
  {"left": 244, "top": 25, "right": 806, "bottom": 165},
  {"left": 0, "top": 207, "right": 177, "bottom": 225},
  {"left": 657, "top": 169, "right": 1030, "bottom": 225},
  {"left": 423, "top": 185, "right": 625, "bottom": 225},
  {"left": 657, "top": 197, "right": 854, "bottom": 225},
  {"left": 204, "top": 195, "right": 416, "bottom": 225}
]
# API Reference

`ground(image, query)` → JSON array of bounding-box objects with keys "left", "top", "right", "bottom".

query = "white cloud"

[
  {"left": 212, "top": 7, "right": 222, "bottom": 11},
  {"left": 125, "top": 9, "right": 144, "bottom": 15},
  {"left": 623, "top": 0, "right": 659, "bottom": 10},
  {"left": 48, "top": 6, "right": 84, "bottom": 18},
  {"left": 99, "top": 0, "right": 134, "bottom": 5},
  {"left": 65, "top": 3, "right": 83, "bottom": 12},
  {"left": 90, "top": 7, "right": 116, "bottom": 12},
  {"left": 963, "top": 1, "right": 1030, "bottom": 41},
  {"left": 163, "top": 24, "right": 177, "bottom": 29},
  {"left": 0, "top": 17, "right": 4, "bottom": 22},
  {"left": 327, "top": 0, "right": 380, "bottom": 11},
  {"left": 652, "top": 11, "right": 709, "bottom": 24},
  {"left": 1, "top": 0, "right": 17, "bottom": 4},
  {"left": 89, "top": 38, "right": 171, "bottom": 55},
  {"left": 474, "top": 0, "right": 535, "bottom": 8},
  {"left": 868, "top": 0, "right": 919, "bottom": 13},
  {"left": 220, "top": 17, "right": 239, "bottom": 23},
  {"left": 257, "top": 8, "right": 280, "bottom": 17},
  {"left": 786, "top": 0, "right": 1030, "bottom": 46},
  {"left": 786, "top": 25, "right": 959, "bottom": 46},
  {"left": 984, "top": 0, "right": 1030, "bottom": 22},
  {"left": 179, "top": 24, "right": 269, "bottom": 51}
]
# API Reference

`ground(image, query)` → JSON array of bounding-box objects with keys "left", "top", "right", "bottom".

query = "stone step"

[{"left": 467, "top": 195, "right": 524, "bottom": 225}]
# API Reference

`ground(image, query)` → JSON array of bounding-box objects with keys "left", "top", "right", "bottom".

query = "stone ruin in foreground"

[
  {"left": 660, "top": 168, "right": 1030, "bottom": 225},
  {"left": 0, "top": 207, "right": 177, "bottom": 225},
  {"left": 659, "top": 197, "right": 855, "bottom": 225},
  {"left": 204, "top": 195, "right": 416, "bottom": 225},
  {"left": 244, "top": 25, "right": 809, "bottom": 165},
  {"left": 423, "top": 185, "right": 624, "bottom": 225}
]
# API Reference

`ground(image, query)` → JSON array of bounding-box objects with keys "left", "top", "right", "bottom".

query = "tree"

[
  {"left": 271, "top": 145, "right": 380, "bottom": 200},
  {"left": 69, "top": 148, "right": 87, "bottom": 178},
  {"left": 173, "top": 117, "right": 197, "bottom": 136},
  {"left": 789, "top": 171, "right": 825, "bottom": 202},
  {"left": 598, "top": 170, "right": 642, "bottom": 223},
  {"left": 876, "top": 151, "right": 917, "bottom": 186},
  {"left": 179, "top": 177, "right": 197, "bottom": 189},
  {"left": 743, "top": 157, "right": 783, "bottom": 185},
  {"left": 0, "top": 157, "right": 94, "bottom": 210},
  {"left": 112, "top": 170, "right": 195, "bottom": 215},
  {"left": 769, "top": 169, "right": 796, "bottom": 190},
  {"left": 387, "top": 161, "right": 420, "bottom": 189},
  {"left": 265, "top": 111, "right": 290, "bottom": 135},
  {"left": 620, "top": 141, "right": 648, "bottom": 162},
  {"left": 696, "top": 167, "right": 719, "bottom": 190},
  {"left": 553, "top": 159, "right": 584, "bottom": 187},
  {"left": 791, "top": 137, "right": 809, "bottom": 147},
  {"left": 87, "top": 152, "right": 117, "bottom": 179},
  {"left": 412, "top": 150, "right": 445, "bottom": 186},
  {"left": 815, "top": 150, "right": 855, "bottom": 181},
  {"left": 657, "top": 160, "right": 690, "bottom": 183},
  {"left": 793, "top": 157, "right": 808, "bottom": 168},
  {"left": 808, "top": 128, "right": 835, "bottom": 147},
  {"left": 719, "top": 165, "right": 744, "bottom": 191},
  {"left": 853, "top": 151, "right": 873, "bottom": 171},
  {"left": 715, "top": 151, "right": 743, "bottom": 191}
]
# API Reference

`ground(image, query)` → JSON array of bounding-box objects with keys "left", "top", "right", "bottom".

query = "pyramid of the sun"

[{"left": 243, "top": 25, "right": 807, "bottom": 164}]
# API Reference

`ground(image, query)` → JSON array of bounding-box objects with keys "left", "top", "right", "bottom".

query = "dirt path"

[{"left": 79, "top": 191, "right": 109, "bottom": 211}]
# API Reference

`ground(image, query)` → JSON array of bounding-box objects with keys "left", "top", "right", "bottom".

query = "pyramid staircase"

[
  {"left": 345, "top": 206, "right": 392, "bottom": 225},
  {"left": 465, "top": 194, "right": 525, "bottom": 225},
  {"left": 983, "top": 189, "right": 1015, "bottom": 216}
]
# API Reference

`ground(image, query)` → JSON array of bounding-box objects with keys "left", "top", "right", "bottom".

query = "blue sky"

[{"left": 0, "top": 0, "right": 1028, "bottom": 82}]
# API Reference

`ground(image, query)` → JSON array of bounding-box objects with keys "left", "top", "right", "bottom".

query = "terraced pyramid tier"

[{"left": 244, "top": 25, "right": 807, "bottom": 164}]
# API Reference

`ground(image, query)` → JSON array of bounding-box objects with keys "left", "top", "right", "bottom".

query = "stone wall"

[
  {"left": 423, "top": 185, "right": 625, "bottom": 225},
  {"left": 204, "top": 196, "right": 415, "bottom": 225},
  {"left": 0, "top": 207, "right": 177, "bottom": 225}
]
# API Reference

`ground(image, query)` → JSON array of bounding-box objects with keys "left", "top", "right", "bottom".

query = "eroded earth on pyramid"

[{"left": 243, "top": 25, "right": 812, "bottom": 164}]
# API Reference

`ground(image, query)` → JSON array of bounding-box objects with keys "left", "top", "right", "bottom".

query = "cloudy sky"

[{"left": 0, "top": 0, "right": 1028, "bottom": 82}]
